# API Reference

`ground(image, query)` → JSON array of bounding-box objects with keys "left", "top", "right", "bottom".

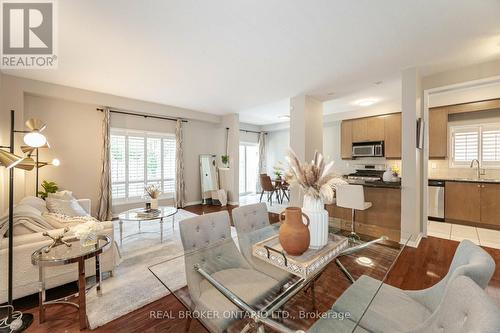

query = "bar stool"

[{"left": 335, "top": 184, "right": 372, "bottom": 242}]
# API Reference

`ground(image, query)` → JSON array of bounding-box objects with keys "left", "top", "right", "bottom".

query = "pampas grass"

[{"left": 285, "top": 149, "right": 346, "bottom": 204}]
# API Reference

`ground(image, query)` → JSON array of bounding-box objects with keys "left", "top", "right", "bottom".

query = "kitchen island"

[{"left": 327, "top": 182, "right": 401, "bottom": 242}]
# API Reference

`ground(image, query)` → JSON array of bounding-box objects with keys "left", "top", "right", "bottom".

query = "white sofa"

[{"left": 0, "top": 197, "right": 118, "bottom": 303}]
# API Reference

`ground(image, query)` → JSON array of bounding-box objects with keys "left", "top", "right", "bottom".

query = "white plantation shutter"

[
  {"left": 110, "top": 134, "right": 126, "bottom": 199},
  {"left": 110, "top": 129, "right": 176, "bottom": 201},
  {"left": 482, "top": 129, "right": 500, "bottom": 163},
  {"left": 452, "top": 128, "right": 479, "bottom": 164}
]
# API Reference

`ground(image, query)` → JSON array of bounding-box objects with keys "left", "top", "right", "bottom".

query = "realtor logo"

[{"left": 1, "top": 0, "right": 57, "bottom": 68}]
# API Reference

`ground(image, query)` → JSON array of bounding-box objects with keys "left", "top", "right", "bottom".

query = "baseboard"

[
  {"left": 184, "top": 201, "right": 202, "bottom": 207},
  {"left": 402, "top": 232, "right": 423, "bottom": 248}
]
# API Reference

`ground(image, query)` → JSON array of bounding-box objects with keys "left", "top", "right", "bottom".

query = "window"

[
  {"left": 110, "top": 129, "right": 176, "bottom": 202},
  {"left": 239, "top": 143, "right": 259, "bottom": 194},
  {"left": 450, "top": 123, "right": 500, "bottom": 167}
]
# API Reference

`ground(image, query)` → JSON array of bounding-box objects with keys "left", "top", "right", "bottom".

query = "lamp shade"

[
  {"left": 15, "top": 157, "right": 36, "bottom": 171},
  {"left": 23, "top": 131, "right": 47, "bottom": 148},
  {"left": 0, "top": 149, "right": 24, "bottom": 169},
  {"left": 21, "top": 142, "right": 50, "bottom": 154},
  {"left": 25, "top": 118, "right": 47, "bottom": 131}
]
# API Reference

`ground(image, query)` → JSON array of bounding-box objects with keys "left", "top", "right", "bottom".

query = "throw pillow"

[
  {"left": 46, "top": 198, "right": 89, "bottom": 217},
  {"left": 47, "top": 190, "right": 75, "bottom": 200},
  {"left": 18, "top": 196, "right": 48, "bottom": 213}
]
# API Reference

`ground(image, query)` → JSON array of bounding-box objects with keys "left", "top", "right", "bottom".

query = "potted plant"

[
  {"left": 38, "top": 180, "right": 58, "bottom": 200},
  {"left": 145, "top": 184, "right": 162, "bottom": 209},
  {"left": 285, "top": 150, "right": 345, "bottom": 249},
  {"left": 221, "top": 155, "right": 229, "bottom": 168},
  {"left": 273, "top": 162, "right": 285, "bottom": 180}
]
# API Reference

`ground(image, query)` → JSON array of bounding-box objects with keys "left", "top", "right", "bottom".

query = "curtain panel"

[
  {"left": 175, "top": 120, "right": 186, "bottom": 208},
  {"left": 97, "top": 108, "right": 113, "bottom": 221},
  {"left": 257, "top": 132, "right": 267, "bottom": 192}
]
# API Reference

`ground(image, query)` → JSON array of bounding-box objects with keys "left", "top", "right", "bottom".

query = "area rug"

[{"left": 85, "top": 209, "right": 237, "bottom": 329}]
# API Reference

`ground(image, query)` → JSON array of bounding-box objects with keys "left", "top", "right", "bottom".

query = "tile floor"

[{"left": 427, "top": 220, "right": 500, "bottom": 249}]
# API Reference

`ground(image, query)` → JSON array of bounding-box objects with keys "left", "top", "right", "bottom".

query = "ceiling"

[{"left": 3, "top": 0, "right": 500, "bottom": 125}]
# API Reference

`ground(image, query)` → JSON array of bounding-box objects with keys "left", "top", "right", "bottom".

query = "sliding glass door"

[{"left": 239, "top": 143, "right": 259, "bottom": 195}]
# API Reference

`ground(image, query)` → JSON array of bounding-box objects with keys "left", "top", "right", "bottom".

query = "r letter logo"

[{"left": 1, "top": 0, "right": 57, "bottom": 68}]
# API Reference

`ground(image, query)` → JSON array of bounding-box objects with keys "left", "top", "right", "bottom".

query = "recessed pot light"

[
  {"left": 355, "top": 98, "right": 378, "bottom": 107},
  {"left": 278, "top": 115, "right": 290, "bottom": 120}
]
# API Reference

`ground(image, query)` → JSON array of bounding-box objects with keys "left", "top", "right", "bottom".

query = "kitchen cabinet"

[
  {"left": 341, "top": 120, "right": 353, "bottom": 159},
  {"left": 352, "top": 117, "right": 385, "bottom": 143},
  {"left": 480, "top": 183, "right": 500, "bottom": 227},
  {"left": 429, "top": 107, "right": 448, "bottom": 159},
  {"left": 445, "top": 182, "right": 481, "bottom": 223},
  {"left": 384, "top": 113, "right": 402, "bottom": 159}
]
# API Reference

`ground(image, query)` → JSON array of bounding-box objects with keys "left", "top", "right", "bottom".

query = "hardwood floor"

[{"left": 16, "top": 204, "right": 500, "bottom": 333}]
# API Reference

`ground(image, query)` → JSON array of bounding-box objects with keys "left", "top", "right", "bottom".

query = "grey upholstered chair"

[
  {"left": 232, "top": 203, "right": 291, "bottom": 281},
  {"left": 309, "top": 275, "right": 500, "bottom": 333},
  {"left": 331, "top": 239, "right": 496, "bottom": 332},
  {"left": 179, "top": 211, "right": 282, "bottom": 332}
]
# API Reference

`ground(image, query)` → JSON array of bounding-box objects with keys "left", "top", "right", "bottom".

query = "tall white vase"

[{"left": 302, "top": 194, "right": 329, "bottom": 249}]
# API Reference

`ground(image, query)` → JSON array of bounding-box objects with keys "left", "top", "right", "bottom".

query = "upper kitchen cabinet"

[
  {"left": 384, "top": 113, "right": 402, "bottom": 159},
  {"left": 351, "top": 116, "right": 385, "bottom": 143},
  {"left": 429, "top": 107, "right": 448, "bottom": 159},
  {"left": 341, "top": 120, "right": 353, "bottom": 159}
]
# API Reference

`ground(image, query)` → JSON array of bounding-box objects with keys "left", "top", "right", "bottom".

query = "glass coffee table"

[
  {"left": 31, "top": 235, "right": 111, "bottom": 330},
  {"left": 149, "top": 217, "right": 409, "bottom": 333},
  {"left": 118, "top": 206, "right": 178, "bottom": 246}
]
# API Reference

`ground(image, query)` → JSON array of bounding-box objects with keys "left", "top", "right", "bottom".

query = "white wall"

[
  {"left": 266, "top": 129, "right": 289, "bottom": 175},
  {"left": 1, "top": 75, "right": 227, "bottom": 214}
]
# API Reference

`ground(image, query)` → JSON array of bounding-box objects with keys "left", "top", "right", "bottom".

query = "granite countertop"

[
  {"left": 345, "top": 179, "right": 402, "bottom": 189},
  {"left": 429, "top": 177, "right": 500, "bottom": 184}
]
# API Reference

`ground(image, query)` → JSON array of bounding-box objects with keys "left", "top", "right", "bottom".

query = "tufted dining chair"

[
  {"left": 309, "top": 275, "right": 500, "bottom": 333},
  {"left": 331, "top": 239, "right": 496, "bottom": 332},
  {"left": 179, "top": 211, "right": 282, "bottom": 332},
  {"left": 232, "top": 203, "right": 291, "bottom": 281}
]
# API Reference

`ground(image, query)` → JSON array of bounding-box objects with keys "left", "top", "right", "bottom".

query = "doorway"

[{"left": 239, "top": 143, "right": 259, "bottom": 195}]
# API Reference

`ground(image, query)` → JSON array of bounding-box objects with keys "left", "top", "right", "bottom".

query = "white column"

[
  {"left": 289, "top": 95, "right": 323, "bottom": 205},
  {"left": 401, "top": 68, "right": 423, "bottom": 246}
]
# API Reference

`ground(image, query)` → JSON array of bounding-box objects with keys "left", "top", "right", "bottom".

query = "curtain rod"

[
  {"left": 96, "top": 107, "right": 188, "bottom": 123},
  {"left": 239, "top": 129, "right": 267, "bottom": 135}
]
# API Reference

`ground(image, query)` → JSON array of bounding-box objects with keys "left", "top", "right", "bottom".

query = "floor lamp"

[{"left": 0, "top": 110, "right": 48, "bottom": 333}]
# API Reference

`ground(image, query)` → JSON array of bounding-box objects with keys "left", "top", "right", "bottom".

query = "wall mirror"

[{"left": 200, "top": 154, "right": 219, "bottom": 204}]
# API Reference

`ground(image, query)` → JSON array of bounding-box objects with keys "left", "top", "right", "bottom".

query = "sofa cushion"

[
  {"left": 47, "top": 191, "right": 75, "bottom": 200},
  {"left": 46, "top": 198, "right": 88, "bottom": 217},
  {"left": 333, "top": 275, "right": 432, "bottom": 333},
  {"left": 18, "top": 196, "right": 48, "bottom": 213},
  {"left": 309, "top": 309, "right": 369, "bottom": 333}
]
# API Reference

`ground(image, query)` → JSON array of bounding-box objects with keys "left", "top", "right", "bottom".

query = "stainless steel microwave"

[{"left": 352, "top": 142, "right": 384, "bottom": 157}]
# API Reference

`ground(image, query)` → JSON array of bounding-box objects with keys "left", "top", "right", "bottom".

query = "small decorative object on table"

[
  {"left": 221, "top": 154, "right": 230, "bottom": 168},
  {"left": 273, "top": 161, "right": 285, "bottom": 180},
  {"left": 72, "top": 221, "right": 104, "bottom": 247},
  {"left": 278, "top": 207, "right": 310, "bottom": 256},
  {"left": 383, "top": 165, "right": 400, "bottom": 182},
  {"left": 145, "top": 184, "right": 162, "bottom": 209},
  {"left": 286, "top": 149, "right": 345, "bottom": 249},
  {"left": 42, "top": 227, "right": 71, "bottom": 253}
]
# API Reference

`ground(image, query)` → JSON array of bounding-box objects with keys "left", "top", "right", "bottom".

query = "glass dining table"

[{"left": 149, "top": 218, "right": 409, "bottom": 333}]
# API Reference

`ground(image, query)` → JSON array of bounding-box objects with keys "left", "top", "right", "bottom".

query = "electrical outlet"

[{"left": 431, "top": 163, "right": 437, "bottom": 169}]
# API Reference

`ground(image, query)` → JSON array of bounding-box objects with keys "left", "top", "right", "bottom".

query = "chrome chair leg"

[{"left": 347, "top": 209, "right": 361, "bottom": 244}]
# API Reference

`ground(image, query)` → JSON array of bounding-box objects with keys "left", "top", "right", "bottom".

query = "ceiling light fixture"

[
  {"left": 278, "top": 115, "right": 290, "bottom": 120},
  {"left": 355, "top": 98, "right": 378, "bottom": 107}
]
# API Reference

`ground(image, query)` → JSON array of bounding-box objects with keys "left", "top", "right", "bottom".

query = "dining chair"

[
  {"left": 331, "top": 239, "right": 496, "bottom": 332},
  {"left": 309, "top": 275, "right": 500, "bottom": 333},
  {"left": 232, "top": 203, "right": 291, "bottom": 282},
  {"left": 179, "top": 211, "right": 282, "bottom": 332},
  {"left": 259, "top": 174, "right": 279, "bottom": 205}
]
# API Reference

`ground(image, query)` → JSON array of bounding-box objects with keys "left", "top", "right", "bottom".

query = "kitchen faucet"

[{"left": 470, "top": 159, "right": 483, "bottom": 179}]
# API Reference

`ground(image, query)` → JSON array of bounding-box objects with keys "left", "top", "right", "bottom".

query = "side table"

[{"left": 31, "top": 235, "right": 111, "bottom": 330}]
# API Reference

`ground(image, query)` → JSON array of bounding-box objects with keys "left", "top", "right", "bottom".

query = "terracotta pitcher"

[{"left": 279, "top": 207, "right": 310, "bottom": 256}]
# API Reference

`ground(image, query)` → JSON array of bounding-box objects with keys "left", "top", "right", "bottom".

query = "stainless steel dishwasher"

[{"left": 428, "top": 180, "right": 445, "bottom": 221}]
